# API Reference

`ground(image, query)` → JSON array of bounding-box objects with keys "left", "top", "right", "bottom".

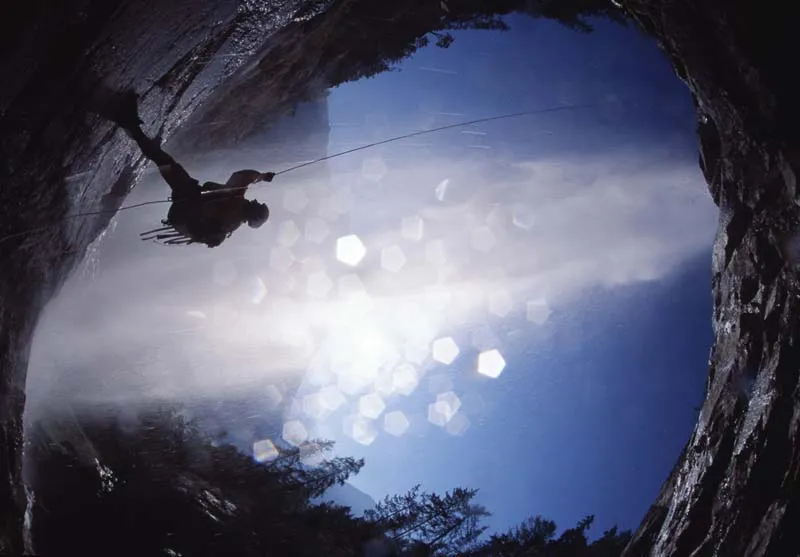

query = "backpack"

[{"left": 140, "top": 200, "right": 233, "bottom": 247}]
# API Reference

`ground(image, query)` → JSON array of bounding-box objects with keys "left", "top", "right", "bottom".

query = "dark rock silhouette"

[
  {"left": 26, "top": 406, "right": 630, "bottom": 556},
  {"left": 618, "top": 1, "right": 800, "bottom": 555},
  {"left": 0, "top": 1, "right": 328, "bottom": 550}
]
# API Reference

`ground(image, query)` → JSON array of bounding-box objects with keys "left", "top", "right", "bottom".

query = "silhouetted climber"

[{"left": 104, "top": 90, "right": 273, "bottom": 247}]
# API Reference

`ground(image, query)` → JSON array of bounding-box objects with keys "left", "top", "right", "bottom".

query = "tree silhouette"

[
  {"left": 467, "top": 515, "right": 558, "bottom": 555},
  {"left": 465, "top": 513, "right": 631, "bottom": 557},
  {"left": 520, "top": 0, "right": 627, "bottom": 33},
  {"left": 365, "top": 484, "right": 490, "bottom": 554},
  {"left": 26, "top": 407, "right": 370, "bottom": 556},
  {"left": 27, "top": 406, "right": 631, "bottom": 556}
]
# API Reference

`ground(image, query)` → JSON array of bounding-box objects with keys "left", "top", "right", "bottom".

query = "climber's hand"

[{"left": 260, "top": 172, "right": 276, "bottom": 183}]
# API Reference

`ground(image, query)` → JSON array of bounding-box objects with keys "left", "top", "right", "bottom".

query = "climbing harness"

[{"left": 0, "top": 103, "right": 594, "bottom": 247}]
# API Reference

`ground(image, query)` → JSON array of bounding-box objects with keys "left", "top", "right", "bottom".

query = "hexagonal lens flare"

[
  {"left": 401, "top": 215, "right": 424, "bottom": 241},
  {"left": 359, "top": 392, "right": 386, "bottom": 419},
  {"left": 392, "top": 364, "right": 419, "bottom": 396},
  {"left": 277, "top": 220, "right": 301, "bottom": 247},
  {"left": 384, "top": 411, "right": 410, "bottom": 437},
  {"left": 253, "top": 439, "right": 279, "bottom": 463},
  {"left": 477, "top": 349, "right": 506, "bottom": 378},
  {"left": 381, "top": 245, "right": 407, "bottom": 273},
  {"left": 432, "top": 337, "right": 459, "bottom": 365},
  {"left": 305, "top": 217, "right": 330, "bottom": 244},
  {"left": 282, "top": 420, "right": 308, "bottom": 446},
  {"left": 336, "top": 235, "right": 367, "bottom": 266},
  {"left": 343, "top": 415, "right": 378, "bottom": 446},
  {"left": 428, "top": 391, "right": 462, "bottom": 427},
  {"left": 526, "top": 299, "right": 552, "bottom": 325}
]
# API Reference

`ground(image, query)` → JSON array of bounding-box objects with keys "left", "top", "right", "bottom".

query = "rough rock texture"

[
  {"left": 621, "top": 1, "right": 800, "bottom": 555},
  {"left": 170, "top": 0, "right": 528, "bottom": 153},
  {"left": 0, "top": 1, "right": 317, "bottom": 551}
]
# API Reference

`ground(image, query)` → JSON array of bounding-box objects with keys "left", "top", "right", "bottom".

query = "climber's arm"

[{"left": 225, "top": 169, "right": 275, "bottom": 192}]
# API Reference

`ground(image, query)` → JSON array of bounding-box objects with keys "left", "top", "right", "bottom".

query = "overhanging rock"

[{"left": 622, "top": 1, "right": 800, "bottom": 555}]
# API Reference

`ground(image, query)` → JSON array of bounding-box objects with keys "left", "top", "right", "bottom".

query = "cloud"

[
  {"left": 26, "top": 145, "right": 717, "bottom": 421},
  {"left": 348, "top": 147, "right": 716, "bottom": 301}
]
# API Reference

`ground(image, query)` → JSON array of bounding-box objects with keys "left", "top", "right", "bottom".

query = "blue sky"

[
  {"left": 333, "top": 253, "right": 711, "bottom": 534},
  {"left": 26, "top": 12, "right": 717, "bottom": 541},
  {"left": 315, "top": 15, "right": 715, "bottom": 535}
]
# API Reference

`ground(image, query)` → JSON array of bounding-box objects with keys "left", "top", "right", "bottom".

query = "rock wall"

[
  {"left": 0, "top": 0, "right": 317, "bottom": 551},
  {"left": 622, "top": 1, "right": 800, "bottom": 555}
]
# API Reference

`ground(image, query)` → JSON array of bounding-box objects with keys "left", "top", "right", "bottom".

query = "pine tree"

[{"left": 365, "top": 485, "right": 490, "bottom": 555}]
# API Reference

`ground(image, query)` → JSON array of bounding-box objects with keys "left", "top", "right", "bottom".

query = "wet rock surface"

[
  {"left": 0, "top": 1, "right": 312, "bottom": 551},
  {"left": 622, "top": 1, "right": 800, "bottom": 555}
]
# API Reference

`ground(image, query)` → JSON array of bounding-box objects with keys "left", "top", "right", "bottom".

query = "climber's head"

[{"left": 245, "top": 200, "right": 270, "bottom": 229}]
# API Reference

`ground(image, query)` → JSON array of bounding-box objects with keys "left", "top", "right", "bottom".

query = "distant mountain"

[{"left": 314, "top": 481, "right": 376, "bottom": 517}]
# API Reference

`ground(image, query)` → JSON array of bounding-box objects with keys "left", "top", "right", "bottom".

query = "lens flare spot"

[
  {"left": 435, "top": 178, "right": 449, "bottom": 201},
  {"left": 359, "top": 392, "right": 386, "bottom": 419},
  {"left": 384, "top": 411, "right": 410, "bottom": 437},
  {"left": 526, "top": 298, "right": 552, "bottom": 325},
  {"left": 428, "top": 403, "right": 448, "bottom": 427},
  {"left": 428, "top": 391, "right": 461, "bottom": 427},
  {"left": 512, "top": 204, "right": 536, "bottom": 230},
  {"left": 253, "top": 439, "right": 279, "bottom": 463},
  {"left": 438, "top": 391, "right": 461, "bottom": 415},
  {"left": 338, "top": 373, "right": 373, "bottom": 396},
  {"left": 337, "top": 235, "right": 367, "bottom": 266},
  {"left": 303, "top": 393, "right": 330, "bottom": 421},
  {"left": 265, "top": 385, "right": 283, "bottom": 409},
  {"left": 307, "top": 271, "right": 333, "bottom": 299},
  {"left": 319, "top": 385, "right": 346, "bottom": 411},
  {"left": 305, "top": 217, "right": 330, "bottom": 244},
  {"left": 460, "top": 392, "right": 488, "bottom": 417},
  {"left": 282, "top": 420, "right": 308, "bottom": 446},
  {"left": 277, "top": 220, "right": 301, "bottom": 247},
  {"left": 392, "top": 364, "right": 419, "bottom": 396},
  {"left": 381, "top": 245, "right": 407, "bottom": 273},
  {"left": 477, "top": 349, "right": 506, "bottom": 378},
  {"left": 401, "top": 215, "right": 425, "bottom": 241},
  {"left": 250, "top": 277, "right": 268, "bottom": 305},
  {"left": 343, "top": 415, "right": 378, "bottom": 446},
  {"left": 404, "top": 342, "right": 429, "bottom": 365},
  {"left": 432, "top": 337, "right": 459, "bottom": 365},
  {"left": 471, "top": 324, "right": 500, "bottom": 351},
  {"left": 374, "top": 370, "right": 395, "bottom": 397},
  {"left": 445, "top": 412, "right": 470, "bottom": 436}
]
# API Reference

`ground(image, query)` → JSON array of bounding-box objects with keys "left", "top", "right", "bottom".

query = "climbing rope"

[
  {"left": 0, "top": 102, "right": 594, "bottom": 247},
  {"left": 272, "top": 103, "right": 594, "bottom": 176}
]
